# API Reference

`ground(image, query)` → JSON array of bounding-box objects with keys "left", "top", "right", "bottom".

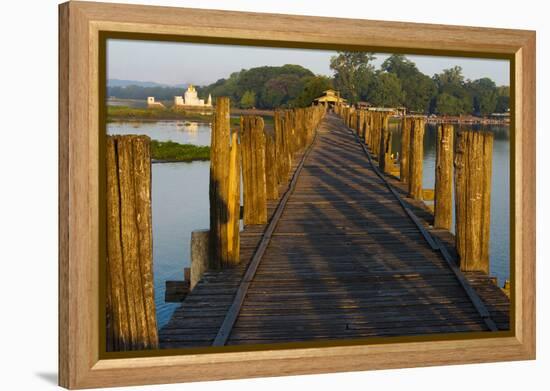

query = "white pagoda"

[{"left": 173, "top": 85, "right": 212, "bottom": 107}]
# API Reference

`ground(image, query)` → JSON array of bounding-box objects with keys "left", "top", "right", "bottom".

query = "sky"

[{"left": 106, "top": 39, "right": 510, "bottom": 87}]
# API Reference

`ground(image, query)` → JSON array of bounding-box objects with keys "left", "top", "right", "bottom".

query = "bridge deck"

[{"left": 159, "top": 114, "right": 509, "bottom": 348}]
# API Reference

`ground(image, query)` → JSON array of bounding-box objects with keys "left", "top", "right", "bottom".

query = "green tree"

[
  {"left": 259, "top": 74, "right": 304, "bottom": 108},
  {"left": 201, "top": 64, "right": 315, "bottom": 109},
  {"left": 330, "top": 51, "right": 376, "bottom": 104},
  {"left": 434, "top": 93, "right": 468, "bottom": 115},
  {"left": 367, "top": 72, "right": 404, "bottom": 107},
  {"left": 466, "top": 77, "right": 498, "bottom": 115},
  {"left": 432, "top": 66, "right": 472, "bottom": 114},
  {"left": 240, "top": 90, "right": 256, "bottom": 109},
  {"left": 495, "top": 85, "right": 510, "bottom": 113},
  {"left": 381, "top": 54, "right": 436, "bottom": 112},
  {"left": 292, "top": 76, "right": 333, "bottom": 107}
]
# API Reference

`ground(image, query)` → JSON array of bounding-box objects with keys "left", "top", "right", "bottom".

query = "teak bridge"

[{"left": 105, "top": 98, "right": 510, "bottom": 351}]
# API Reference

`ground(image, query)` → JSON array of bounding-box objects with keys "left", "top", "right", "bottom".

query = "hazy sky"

[{"left": 107, "top": 39, "right": 510, "bottom": 86}]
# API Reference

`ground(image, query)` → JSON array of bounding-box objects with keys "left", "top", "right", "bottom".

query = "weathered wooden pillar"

[
  {"left": 434, "top": 124, "right": 454, "bottom": 230},
  {"left": 454, "top": 130, "right": 493, "bottom": 273},
  {"left": 378, "top": 115, "right": 392, "bottom": 173},
  {"left": 400, "top": 117, "right": 411, "bottom": 183},
  {"left": 209, "top": 97, "right": 240, "bottom": 269},
  {"left": 190, "top": 229, "right": 209, "bottom": 290},
  {"left": 274, "top": 110, "right": 288, "bottom": 185},
  {"left": 227, "top": 129, "right": 241, "bottom": 265},
  {"left": 106, "top": 135, "right": 158, "bottom": 352},
  {"left": 264, "top": 129, "right": 278, "bottom": 200},
  {"left": 373, "top": 112, "right": 381, "bottom": 158},
  {"left": 364, "top": 111, "right": 371, "bottom": 147},
  {"left": 241, "top": 115, "right": 267, "bottom": 225},
  {"left": 408, "top": 118, "right": 425, "bottom": 200},
  {"left": 286, "top": 110, "right": 296, "bottom": 156},
  {"left": 358, "top": 110, "right": 365, "bottom": 140}
]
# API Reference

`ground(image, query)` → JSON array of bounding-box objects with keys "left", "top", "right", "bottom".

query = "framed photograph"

[{"left": 59, "top": 1, "right": 535, "bottom": 388}]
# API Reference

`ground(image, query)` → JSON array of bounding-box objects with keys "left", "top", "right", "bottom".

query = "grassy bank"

[
  {"left": 108, "top": 105, "right": 274, "bottom": 126},
  {"left": 108, "top": 105, "right": 212, "bottom": 121},
  {"left": 151, "top": 140, "right": 210, "bottom": 162}
]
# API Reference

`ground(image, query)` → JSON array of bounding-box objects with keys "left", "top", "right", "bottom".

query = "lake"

[{"left": 108, "top": 119, "right": 510, "bottom": 329}]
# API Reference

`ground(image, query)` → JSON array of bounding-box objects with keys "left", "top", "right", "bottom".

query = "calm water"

[
  {"left": 389, "top": 121, "right": 510, "bottom": 286},
  {"left": 108, "top": 119, "right": 510, "bottom": 328},
  {"left": 108, "top": 120, "right": 211, "bottom": 146},
  {"left": 151, "top": 161, "right": 210, "bottom": 327}
]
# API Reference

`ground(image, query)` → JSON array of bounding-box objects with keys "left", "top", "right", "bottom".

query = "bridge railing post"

[
  {"left": 241, "top": 115, "right": 268, "bottom": 225},
  {"left": 209, "top": 97, "right": 241, "bottom": 268},
  {"left": 400, "top": 117, "right": 412, "bottom": 183},
  {"left": 264, "top": 128, "right": 278, "bottom": 200},
  {"left": 106, "top": 134, "right": 158, "bottom": 351},
  {"left": 227, "top": 129, "right": 241, "bottom": 265},
  {"left": 274, "top": 110, "right": 287, "bottom": 186},
  {"left": 454, "top": 130, "right": 493, "bottom": 273},
  {"left": 408, "top": 118, "right": 426, "bottom": 200},
  {"left": 379, "top": 114, "right": 393, "bottom": 174},
  {"left": 434, "top": 124, "right": 454, "bottom": 230}
]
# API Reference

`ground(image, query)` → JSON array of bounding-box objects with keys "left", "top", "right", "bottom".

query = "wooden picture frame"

[{"left": 59, "top": 1, "right": 536, "bottom": 388}]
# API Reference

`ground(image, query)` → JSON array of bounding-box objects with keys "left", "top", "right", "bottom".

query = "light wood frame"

[{"left": 59, "top": 1, "right": 536, "bottom": 388}]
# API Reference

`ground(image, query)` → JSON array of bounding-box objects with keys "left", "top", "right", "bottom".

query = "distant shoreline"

[
  {"left": 390, "top": 114, "right": 509, "bottom": 125},
  {"left": 107, "top": 104, "right": 275, "bottom": 123}
]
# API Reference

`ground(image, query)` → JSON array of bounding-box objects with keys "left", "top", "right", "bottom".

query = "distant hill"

[{"left": 107, "top": 79, "right": 188, "bottom": 88}]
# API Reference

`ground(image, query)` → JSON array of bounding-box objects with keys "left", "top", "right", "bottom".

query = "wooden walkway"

[{"left": 159, "top": 114, "right": 509, "bottom": 348}]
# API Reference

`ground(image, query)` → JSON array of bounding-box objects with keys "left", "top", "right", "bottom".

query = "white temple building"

[
  {"left": 146, "top": 96, "right": 165, "bottom": 108},
  {"left": 173, "top": 85, "right": 212, "bottom": 108}
]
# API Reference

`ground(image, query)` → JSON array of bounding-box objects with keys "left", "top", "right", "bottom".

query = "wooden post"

[
  {"left": 190, "top": 229, "right": 209, "bottom": 290},
  {"left": 373, "top": 112, "right": 382, "bottom": 158},
  {"left": 358, "top": 110, "right": 365, "bottom": 140},
  {"left": 400, "top": 117, "right": 411, "bottom": 183},
  {"left": 106, "top": 135, "right": 158, "bottom": 351},
  {"left": 264, "top": 129, "right": 278, "bottom": 200},
  {"left": 454, "top": 130, "right": 493, "bottom": 273},
  {"left": 209, "top": 96, "right": 230, "bottom": 269},
  {"left": 379, "top": 115, "right": 392, "bottom": 173},
  {"left": 274, "top": 110, "right": 288, "bottom": 185},
  {"left": 434, "top": 124, "right": 454, "bottom": 230},
  {"left": 285, "top": 110, "right": 295, "bottom": 156},
  {"left": 227, "top": 129, "right": 241, "bottom": 265},
  {"left": 408, "top": 118, "right": 425, "bottom": 200},
  {"left": 364, "top": 111, "right": 371, "bottom": 147},
  {"left": 241, "top": 115, "right": 267, "bottom": 225}
]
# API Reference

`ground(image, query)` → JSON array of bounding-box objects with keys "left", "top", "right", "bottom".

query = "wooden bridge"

[{"left": 158, "top": 112, "right": 509, "bottom": 349}]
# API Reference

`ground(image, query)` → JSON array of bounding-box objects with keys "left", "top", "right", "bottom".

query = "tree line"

[
  {"left": 107, "top": 54, "right": 509, "bottom": 115},
  {"left": 331, "top": 53, "right": 509, "bottom": 115}
]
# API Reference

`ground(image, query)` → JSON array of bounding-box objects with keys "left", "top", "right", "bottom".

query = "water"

[
  {"left": 108, "top": 120, "right": 211, "bottom": 145},
  {"left": 151, "top": 161, "right": 210, "bottom": 327},
  {"left": 107, "top": 119, "right": 511, "bottom": 329},
  {"left": 389, "top": 121, "right": 510, "bottom": 285}
]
